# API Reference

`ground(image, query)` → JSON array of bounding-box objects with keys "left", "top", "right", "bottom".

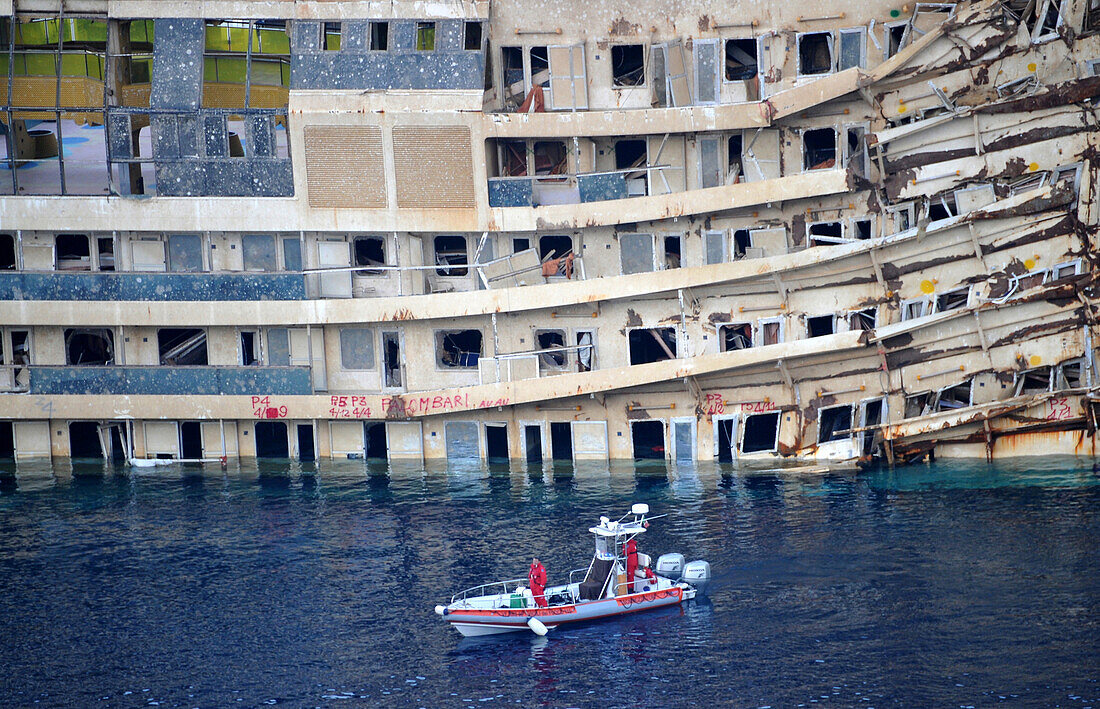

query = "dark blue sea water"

[{"left": 0, "top": 457, "right": 1097, "bottom": 708}]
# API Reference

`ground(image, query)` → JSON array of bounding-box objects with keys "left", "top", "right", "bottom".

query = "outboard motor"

[
  {"left": 655, "top": 553, "right": 685, "bottom": 581},
  {"left": 683, "top": 560, "right": 711, "bottom": 596}
]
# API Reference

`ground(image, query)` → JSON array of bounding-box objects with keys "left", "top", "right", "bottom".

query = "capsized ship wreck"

[{"left": 1, "top": 0, "right": 1099, "bottom": 465}]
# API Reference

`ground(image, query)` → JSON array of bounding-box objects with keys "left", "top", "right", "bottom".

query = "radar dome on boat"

[{"left": 631, "top": 503, "right": 650, "bottom": 516}]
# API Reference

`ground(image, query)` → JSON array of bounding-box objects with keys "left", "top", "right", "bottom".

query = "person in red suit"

[
  {"left": 625, "top": 539, "right": 639, "bottom": 592},
  {"left": 528, "top": 557, "right": 548, "bottom": 608}
]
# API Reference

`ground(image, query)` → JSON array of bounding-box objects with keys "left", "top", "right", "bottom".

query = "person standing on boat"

[
  {"left": 625, "top": 539, "right": 639, "bottom": 592},
  {"left": 528, "top": 557, "right": 548, "bottom": 608}
]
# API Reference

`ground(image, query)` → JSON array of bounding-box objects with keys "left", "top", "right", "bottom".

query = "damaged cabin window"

[
  {"left": 501, "top": 46, "right": 525, "bottom": 104},
  {"left": 1015, "top": 367, "right": 1052, "bottom": 395},
  {"left": 612, "top": 45, "right": 645, "bottom": 87},
  {"left": 415, "top": 22, "right": 436, "bottom": 51},
  {"left": 1057, "top": 359, "right": 1085, "bottom": 388},
  {"left": 65, "top": 328, "right": 114, "bottom": 366},
  {"left": 353, "top": 236, "right": 386, "bottom": 275},
  {"left": 1012, "top": 269, "right": 1046, "bottom": 292},
  {"left": 533, "top": 141, "right": 567, "bottom": 175},
  {"left": 664, "top": 235, "right": 682, "bottom": 269},
  {"left": 733, "top": 229, "right": 751, "bottom": 258},
  {"left": 809, "top": 222, "right": 843, "bottom": 247},
  {"left": 798, "top": 32, "right": 833, "bottom": 75},
  {"left": 927, "top": 194, "right": 956, "bottom": 221},
  {"left": 437, "top": 330, "right": 483, "bottom": 368},
  {"left": 848, "top": 308, "right": 876, "bottom": 331},
  {"left": 741, "top": 412, "right": 779, "bottom": 453},
  {"left": 98, "top": 237, "right": 115, "bottom": 272},
  {"left": 464, "top": 21, "right": 483, "bottom": 51},
  {"left": 322, "top": 22, "right": 341, "bottom": 51},
  {"left": 806, "top": 315, "right": 835, "bottom": 338},
  {"left": 728, "top": 134, "right": 743, "bottom": 183},
  {"left": 803, "top": 128, "right": 837, "bottom": 171},
  {"left": 846, "top": 127, "right": 869, "bottom": 178},
  {"left": 838, "top": 28, "right": 865, "bottom": 70},
  {"left": 369, "top": 21, "right": 389, "bottom": 51},
  {"left": 901, "top": 298, "right": 931, "bottom": 320},
  {"left": 340, "top": 328, "right": 375, "bottom": 370},
  {"left": 536, "top": 329, "right": 567, "bottom": 368},
  {"left": 851, "top": 219, "right": 873, "bottom": 240},
  {"left": 539, "top": 235, "right": 572, "bottom": 260},
  {"left": 1087, "top": 0, "right": 1100, "bottom": 31},
  {"left": 904, "top": 391, "right": 931, "bottom": 418},
  {"left": 615, "top": 139, "right": 648, "bottom": 196},
  {"left": 935, "top": 381, "right": 972, "bottom": 410},
  {"left": 0, "top": 235, "right": 15, "bottom": 270},
  {"left": 818, "top": 405, "right": 852, "bottom": 443},
  {"left": 242, "top": 234, "right": 277, "bottom": 272},
  {"left": 434, "top": 235, "right": 468, "bottom": 276},
  {"left": 240, "top": 331, "right": 259, "bottom": 366},
  {"left": 757, "top": 318, "right": 783, "bottom": 345},
  {"left": 628, "top": 328, "right": 677, "bottom": 365},
  {"left": 56, "top": 234, "right": 91, "bottom": 271},
  {"left": 1031, "top": 0, "right": 1065, "bottom": 41},
  {"left": 886, "top": 23, "right": 906, "bottom": 58},
  {"left": 719, "top": 323, "right": 752, "bottom": 351},
  {"left": 724, "top": 39, "right": 757, "bottom": 80},
  {"left": 1051, "top": 260, "right": 1082, "bottom": 280},
  {"left": 935, "top": 287, "right": 970, "bottom": 313},
  {"left": 158, "top": 328, "right": 208, "bottom": 366}
]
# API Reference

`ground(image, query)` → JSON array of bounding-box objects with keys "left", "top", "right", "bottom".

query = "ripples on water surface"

[{"left": 0, "top": 457, "right": 1097, "bottom": 707}]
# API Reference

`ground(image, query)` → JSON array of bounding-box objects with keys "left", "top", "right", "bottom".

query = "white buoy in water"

[{"left": 527, "top": 617, "right": 548, "bottom": 636}]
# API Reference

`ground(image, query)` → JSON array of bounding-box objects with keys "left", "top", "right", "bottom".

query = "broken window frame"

[
  {"left": 755, "top": 317, "right": 784, "bottom": 346},
  {"left": 0, "top": 327, "right": 32, "bottom": 392},
  {"left": 239, "top": 329, "right": 261, "bottom": 366},
  {"left": 719, "top": 322, "right": 753, "bottom": 352},
  {"left": 54, "top": 233, "right": 92, "bottom": 271},
  {"left": 64, "top": 327, "right": 116, "bottom": 366},
  {"left": 1014, "top": 367, "right": 1053, "bottom": 396},
  {"left": 1051, "top": 162, "right": 1083, "bottom": 194},
  {"left": 883, "top": 21, "right": 908, "bottom": 59},
  {"left": 904, "top": 391, "right": 932, "bottom": 418},
  {"left": 796, "top": 31, "right": 835, "bottom": 77},
  {"left": 806, "top": 314, "right": 837, "bottom": 338},
  {"left": 1049, "top": 259, "right": 1083, "bottom": 281},
  {"left": 847, "top": 308, "right": 877, "bottom": 332},
  {"left": 436, "top": 329, "right": 484, "bottom": 369},
  {"left": 933, "top": 379, "right": 973, "bottom": 411},
  {"left": 807, "top": 221, "right": 847, "bottom": 247},
  {"left": 611, "top": 44, "right": 646, "bottom": 88},
  {"left": 886, "top": 202, "right": 916, "bottom": 233},
  {"left": 1055, "top": 357, "right": 1086, "bottom": 389},
  {"left": 850, "top": 217, "right": 874, "bottom": 240},
  {"left": 817, "top": 404, "right": 854, "bottom": 443},
  {"left": 463, "top": 21, "right": 483, "bottom": 52},
  {"left": 534, "top": 328, "right": 568, "bottom": 369},
  {"left": 933, "top": 285, "right": 971, "bottom": 314},
  {"left": 157, "top": 327, "right": 209, "bottom": 366},
  {"left": 1010, "top": 268, "right": 1047, "bottom": 295},
  {"left": 844, "top": 124, "right": 870, "bottom": 179},
  {"left": 433, "top": 235, "right": 469, "bottom": 277},
  {"left": 627, "top": 327, "right": 678, "bottom": 365},
  {"left": 901, "top": 297, "right": 932, "bottom": 321},
  {"left": 1031, "top": 0, "right": 1067, "bottom": 43},
  {"left": 740, "top": 411, "right": 780, "bottom": 454},
  {"left": 723, "top": 38, "right": 759, "bottom": 82},
  {"left": 802, "top": 127, "right": 839, "bottom": 172},
  {"left": 352, "top": 234, "right": 388, "bottom": 276}
]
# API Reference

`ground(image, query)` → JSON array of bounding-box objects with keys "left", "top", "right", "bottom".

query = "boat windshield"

[{"left": 594, "top": 534, "right": 615, "bottom": 560}]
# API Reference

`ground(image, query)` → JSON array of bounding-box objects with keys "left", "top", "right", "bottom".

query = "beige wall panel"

[
  {"left": 392, "top": 126, "right": 475, "bottom": 208},
  {"left": 385, "top": 421, "right": 423, "bottom": 460},
  {"left": 572, "top": 421, "right": 609, "bottom": 460},
  {"left": 329, "top": 421, "right": 365, "bottom": 456},
  {"left": 144, "top": 421, "right": 180, "bottom": 457},
  {"left": 14, "top": 421, "right": 51, "bottom": 460},
  {"left": 201, "top": 421, "right": 238, "bottom": 456},
  {"left": 304, "top": 125, "right": 387, "bottom": 209}
]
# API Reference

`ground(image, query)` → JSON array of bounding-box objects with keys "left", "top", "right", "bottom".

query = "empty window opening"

[
  {"left": 539, "top": 234, "right": 572, "bottom": 260},
  {"left": 809, "top": 221, "right": 844, "bottom": 247},
  {"left": 720, "top": 323, "right": 753, "bottom": 351},
  {"left": 615, "top": 139, "right": 647, "bottom": 170},
  {"left": 241, "top": 331, "right": 259, "bottom": 366},
  {"left": 860, "top": 399, "right": 884, "bottom": 456},
  {"left": 629, "top": 328, "right": 677, "bottom": 365},
  {"left": 550, "top": 421, "right": 573, "bottom": 461},
  {"left": 434, "top": 235, "right": 468, "bottom": 276},
  {"left": 322, "top": 22, "right": 341, "bottom": 51},
  {"left": 69, "top": 422, "right": 103, "bottom": 459},
  {"left": 464, "top": 21, "right": 483, "bottom": 51},
  {"left": 158, "top": 328, "right": 208, "bottom": 366},
  {"left": 297, "top": 424, "right": 315, "bottom": 461},
  {"left": 0, "top": 422, "right": 13, "bottom": 460},
  {"left": 727, "top": 134, "right": 744, "bottom": 183},
  {"left": 612, "top": 45, "right": 645, "bottom": 87},
  {"left": 818, "top": 405, "right": 852, "bottom": 443},
  {"left": 485, "top": 424, "right": 509, "bottom": 461},
  {"left": 725, "top": 39, "right": 758, "bottom": 80},
  {"left": 1058, "top": 359, "right": 1085, "bottom": 389},
  {"left": 354, "top": 236, "right": 386, "bottom": 275},
  {"left": 499, "top": 140, "right": 529, "bottom": 177},
  {"left": 416, "top": 22, "right": 436, "bottom": 51},
  {"left": 799, "top": 33, "right": 833, "bottom": 75},
  {"left": 1016, "top": 368, "right": 1052, "bottom": 396},
  {"left": 56, "top": 234, "right": 91, "bottom": 271},
  {"left": 533, "top": 141, "right": 567, "bottom": 175},
  {"left": 576, "top": 331, "right": 594, "bottom": 372},
  {"left": 848, "top": 309, "right": 876, "bottom": 331},
  {"left": 365, "top": 422, "right": 387, "bottom": 460},
  {"left": 887, "top": 24, "right": 906, "bottom": 58},
  {"left": 255, "top": 421, "right": 289, "bottom": 458},
  {"left": 902, "top": 298, "right": 930, "bottom": 321},
  {"left": 369, "top": 21, "right": 389, "bottom": 51},
  {"left": 664, "top": 235, "right": 682, "bottom": 269},
  {"left": 536, "top": 329, "right": 567, "bottom": 368},
  {"left": 716, "top": 419, "right": 735, "bottom": 462},
  {"left": 803, "top": 128, "right": 837, "bottom": 171},
  {"left": 846, "top": 127, "right": 868, "bottom": 177},
  {"left": 733, "top": 229, "right": 751, "bottom": 258},
  {"left": 97, "top": 237, "right": 115, "bottom": 272},
  {"left": 502, "top": 46, "right": 525, "bottom": 102},
  {"left": 0, "top": 235, "right": 15, "bottom": 270},
  {"left": 65, "top": 328, "right": 114, "bottom": 366},
  {"left": 928, "top": 195, "right": 956, "bottom": 221},
  {"left": 437, "top": 330, "right": 483, "bottom": 368},
  {"left": 741, "top": 412, "right": 779, "bottom": 453},
  {"left": 631, "top": 420, "right": 664, "bottom": 460},
  {"left": 181, "top": 421, "right": 203, "bottom": 460},
  {"left": 530, "top": 46, "right": 549, "bottom": 88},
  {"left": 382, "top": 332, "right": 402, "bottom": 388},
  {"left": 807, "top": 315, "right": 835, "bottom": 338},
  {"left": 852, "top": 219, "right": 873, "bottom": 240},
  {"left": 513, "top": 237, "right": 531, "bottom": 254},
  {"left": 936, "top": 288, "right": 969, "bottom": 313},
  {"left": 904, "top": 392, "right": 931, "bottom": 418},
  {"left": 758, "top": 320, "right": 782, "bottom": 346},
  {"left": 524, "top": 424, "right": 543, "bottom": 463},
  {"left": 1036, "top": 0, "right": 1063, "bottom": 37},
  {"left": 936, "top": 381, "right": 972, "bottom": 411}
]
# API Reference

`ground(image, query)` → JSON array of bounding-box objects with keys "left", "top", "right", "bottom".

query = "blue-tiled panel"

[
  {"left": 0, "top": 272, "right": 307, "bottom": 301},
  {"left": 488, "top": 178, "right": 533, "bottom": 207},
  {"left": 28, "top": 366, "right": 313, "bottom": 395},
  {"left": 578, "top": 173, "right": 628, "bottom": 203}
]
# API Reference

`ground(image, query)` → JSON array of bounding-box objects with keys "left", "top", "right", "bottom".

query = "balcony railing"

[
  {"left": 26, "top": 365, "right": 312, "bottom": 395},
  {"left": 0, "top": 271, "right": 306, "bottom": 301},
  {"left": 488, "top": 166, "right": 677, "bottom": 207}
]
